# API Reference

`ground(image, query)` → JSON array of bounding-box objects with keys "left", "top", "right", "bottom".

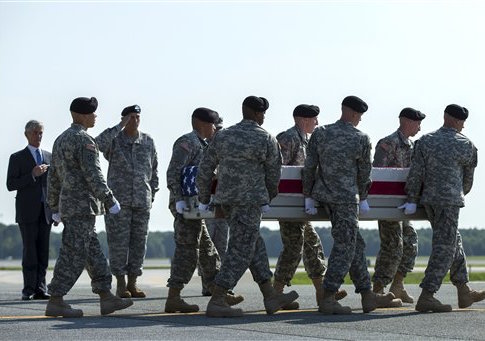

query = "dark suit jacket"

[{"left": 7, "top": 147, "right": 52, "bottom": 224}]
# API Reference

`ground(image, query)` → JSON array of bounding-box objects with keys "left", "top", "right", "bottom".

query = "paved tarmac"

[{"left": 1, "top": 269, "right": 485, "bottom": 340}]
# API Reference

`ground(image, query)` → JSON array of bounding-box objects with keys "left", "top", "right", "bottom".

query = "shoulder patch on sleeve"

[
  {"left": 179, "top": 142, "right": 191, "bottom": 152},
  {"left": 85, "top": 143, "right": 96, "bottom": 151}
]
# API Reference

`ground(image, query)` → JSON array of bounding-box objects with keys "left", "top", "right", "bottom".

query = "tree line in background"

[{"left": 1, "top": 222, "right": 485, "bottom": 260}]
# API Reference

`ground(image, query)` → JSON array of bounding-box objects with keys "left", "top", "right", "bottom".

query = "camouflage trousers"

[
  {"left": 214, "top": 204, "right": 273, "bottom": 290},
  {"left": 105, "top": 206, "right": 150, "bottom": 277},
  {"left": 322, "top": 203, "right": 371, "bottom": 293},
  {"left": 421, "top": 205, "right": 468, "bottom": 293},
  {"left": 48, "top": 216, "right": 112, "bottom": 296},
  {"left": 198, "top": 218, "right": 229, "bottom": 281},
  {"left": 274, "top": 221, "right": 326, "bottom": 284},
  {"left": 372, "top": 220, "right": 418, "bottom": 287},
  {"left": 167, "top": 204, "right": 220, "bottom": 289}
]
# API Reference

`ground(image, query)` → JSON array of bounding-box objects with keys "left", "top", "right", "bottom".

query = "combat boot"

[
  {"left": 318, "top": 289, "right": 352, "bottom": 315},
  {"left": 273, "top": 280, "right": 299, "bottom": 310},
  {"left": 99, "top": 291, "right": 133, "bottom": 315},
  {"left": 415, "top": 289, "right": 452, "bottom": 313},
  {"left": 45, "top": 296, "right": 83, "bottom": 318},
  {"left": 206, "top": 285, "right": 243, "bottom": 317},
  {"left": 457, "top": 283, "right": 485, "bottom": 308},
  {"left": 259, "top": 281, "right": 299, "bottom": 315},
  {"left": 316, "top": 277, "right": 347, "bottom": 302},
  {"left": 127, "top": 275, "right": 146, "bottom": 298},
  {"left": 361, "top": 289, "right": 400, "bottom": 313},
  {"left": 164, "top": 287, "right": 199, "bottom": 313},
  {"left": 389, "top": 272, "right": 414, "bottom": 303},
  {"left": 116, "top": 275, "right": 131, "bottom": 298},
  {"left": 372, "top": 282, "right": 385, "bottom": 294},
  {"left": 207, "top": 283, "right": 244, "bottom": 306}
]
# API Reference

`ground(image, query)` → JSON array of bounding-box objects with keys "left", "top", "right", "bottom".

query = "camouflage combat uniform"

[
  {"left": 96, "top": 126, "right": 159, "bottom": 277},
  {"left": 274, "top": 125, "right": 326, "bottom": 284},
  {"left": 166, "top": 130, "right": 220, "bottom": 289},
  {"left": 372, "top": 130, "right": 418, "bottom": 287},
  {"left": 406, "top": 127, "right": 477, "bottom": 293},
  {"left": 196, "top": 119, "right": 281, "bottom": 290},
  {"left": 302, "top": 120, "right": 372, "bottom": 293},
  {"left": 47, "top": 123, "right": 116, "bottom": 296}
]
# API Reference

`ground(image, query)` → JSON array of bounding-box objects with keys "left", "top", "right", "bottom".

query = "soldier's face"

[
  {"left": 255, "top": 111, "right": 266, "bottom": 126},
  {"left": 352, "top": 112, "right": 363, "bottom": 127},
  {"left": 126, "top": 113, "right": 140, "bottom": 131},
  {"left": 85, "top": 113, "right": 97, "bottom": 128},
  {"left": 409, "top": 121, "right": 421, "bottom": 137},
  {"left": 25, "top": 127, "right": 43, "bottom": 148}
]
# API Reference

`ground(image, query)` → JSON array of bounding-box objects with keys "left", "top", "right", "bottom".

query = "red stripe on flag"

[{"left": 278, "top": 179, "right": 303, "bottom": 193}]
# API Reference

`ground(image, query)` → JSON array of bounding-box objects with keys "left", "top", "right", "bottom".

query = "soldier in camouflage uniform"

[
  {"left": 96, "top": 105, "right": 159, "bottom": 299},
  {"left": 45, "top": 97, "right": 133, "bottom": 318},
  {"left": 302, "top": 96, "right": 398, "bottom": 315},
  {"left": 165, "top": 107, "right": 223, "bottom": 313},
  {"left": 402, "top": 104, "right": 485, "bottom": 313},
  {"left": 274, "top": 104, "right": 347, "bottom": 309},
  {"left": 372, "top": 107, "right": 426, "bottom": 305},
  {"left": 197, "top": 96, "right": 298, "bottom": 317}
]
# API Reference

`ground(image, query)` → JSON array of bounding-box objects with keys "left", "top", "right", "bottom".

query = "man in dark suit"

[{"left": 7, "top": 120, "right": 53, "bottom": 300}]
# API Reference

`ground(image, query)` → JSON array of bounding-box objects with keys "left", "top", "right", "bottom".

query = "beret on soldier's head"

[
  {"left": 342, "top": 95, "right": 368, "bottom": 113},
  {"left": 242, "top": 96, "right": 269, "bottom": 112},
  {"left": 70, "top": 97, "right": 98, "bottom": 115},
  {"left": 399, "top": 107, "right": 426, "bottom": 121},
  {"left": 192, "top": 107, "right": 219, "bottom": 124},
  {"left": 293, "top": 104, "right": 320, "bottom": 118},
  {"left": 121, "top": 104, "right": 141, "bottom": 116},
  {"left": 445, "top": 104, "right": 469, "bottom": 120}
]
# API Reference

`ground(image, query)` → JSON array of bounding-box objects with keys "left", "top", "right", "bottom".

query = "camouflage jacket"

[
  {"left": 167, "top": 130, "right": 207, "bottom": 203},
  {"left": 302, "top": 119, "right": 372, "bottom": 204},
  {"left": 47, "top": 123, "right": 116, "bottom": 217},
  {"left": 96, "top": 126, "right": 159, "bottom": 209},
  {"left": 406, "top": 126, "right": 477, "bottom": 206},
  {"left": 197, "top": 119, "right": 282, "bottom": 205},
  {"left": 276, "top": 125, "right": 308, "bottom": 166},
  {"left": 373, "top": 129, "right": 413, "bottom": 167}
]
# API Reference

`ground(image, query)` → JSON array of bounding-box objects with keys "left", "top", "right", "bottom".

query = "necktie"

[{"left": 35, "top": 149, "right": 42, "bottom": 165}]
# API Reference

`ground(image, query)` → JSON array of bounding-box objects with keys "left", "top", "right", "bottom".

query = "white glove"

[
  {"left": 175, "top": 200, "right": 187, "bottom": 214},
  {"left": 359, "top": 200, "right": 370, "bottom": 214},
  {"left": 398, "top": 202, "right": 417, "bottom": 215},
  {"left": 109, "top": 200, "right": 121, "bottom": 214},
  {"left": 305, "top": 197, "right": 317, "bottom": 215},
  {"left": 261, "top": 204, "right": 271, "bottom": 214},
  {"left": 52, "top": 213, "right": 61, "bottom": 223},
  {"left": 198, "top": 202, "right": 210, "bottom": 212}
]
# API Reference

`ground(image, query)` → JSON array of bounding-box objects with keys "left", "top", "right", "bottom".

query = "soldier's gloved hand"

[
  {"left": 175, "top": 200, "right": 187, "bottom": 214},
  {"left": 359, "top": 200, "right": 370, "bottom": 213},
  {"left": 109, "top": 200, "right": 121, "bottom": 214},
  {"left": 52, "top": 212, "right": 61, "bottom": 224},
  {"left": 305, "top": 197, "right": 317, "bottom": 215},
  {"left": 198, "top": 202, "right": 210, "bottom": 212},
  {"left": 261, "top": 204, "right": 271, "bottom": 214},
  {"left": 398, "top": 202, "right": 417, "bottom": 215}
]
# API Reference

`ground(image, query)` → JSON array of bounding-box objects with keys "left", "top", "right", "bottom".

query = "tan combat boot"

[
  {"left": 45, "top": 296, "right": 83, "bottom": 318},
  {"left": 99, "top": 291, "right": 133, "bottom": 315},
  {"left": 316, "top": 277, "right": 348, "bottom": 302},
  {"left": 116, "top": 275, "right": 131, "bottom": 298},
  {"left": 318, "top": 288, "right": 352, "bottom": 315},
  {"left": 457, "top": 283, "right": 485, "bottom": 308},
  {"left": 206, "top": 285, "right": 244, "bottom": 317},
  {"left": 273, "top": 280, "right": 299, "bottom": 310},
  {"left": 164, "top": 287, "right": 199, "bottom": 313},
  {"left": 361, "top": 289, "right": 400, "bottom": 313},
  {"left": 415, "top": 289, "right": 452, "bottom": 313},
  {"left": 225, "top": 290, "right": 245, "bottom": 306},
  {"left": 389, "top": 272, "right": 414, "bottom": 303},
  {"left": 127, "top": 275, "right": 146, "bottom": 298},
  {"left": 372, "top": 282, "right": 385, "bottom": 294},
  {"left": 260, "top": 281, "right": 299, "bottom": 315}
]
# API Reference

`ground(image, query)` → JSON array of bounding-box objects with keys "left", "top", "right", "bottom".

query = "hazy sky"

[{"left": 1, "top": 1, "right": 484, "bottom": 232}]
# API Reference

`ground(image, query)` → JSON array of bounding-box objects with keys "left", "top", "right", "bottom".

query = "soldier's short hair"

[{"left": 25, "top": 120, "right": 43, "bottom": 132}]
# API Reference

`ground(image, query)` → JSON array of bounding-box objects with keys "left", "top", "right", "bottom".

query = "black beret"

[
  {"left": 342, "top": 95, "right": 368, "bottom": 113},
  {"left": 121, "top": 104, "right": 141, "bottom": 116},
  {"left": 242, "top": 96, "right": 269, "bottom": 112},
  {"left": 399, "top": 107, "right": 426, "bottom": 121},
  {"left": 293, "top": 104, "right": 320, "bottom": 118},
  {"left": 445, "top": 104, "right": 469, "bottom": 120},
  {"left": 192, "top": 107, "right": 219, "bottom": 124},
  {"left": 70, "top": 97, "right": 98, "bottom": 115},
  {"left": 215, "top": 117, "right": 224, "bottom": 129}
]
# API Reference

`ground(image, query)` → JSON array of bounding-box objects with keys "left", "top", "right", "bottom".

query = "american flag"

[{"left": 181, "top": 166, "right": 198, "bottom": 197}]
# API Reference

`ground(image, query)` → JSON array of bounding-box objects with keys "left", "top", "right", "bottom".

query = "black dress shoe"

[
  {"left": 22, "top": 294, "right": 34, "bottom": 301},
  {"left": 33, "top": 292, "right": 51, "bottom": 300}
]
